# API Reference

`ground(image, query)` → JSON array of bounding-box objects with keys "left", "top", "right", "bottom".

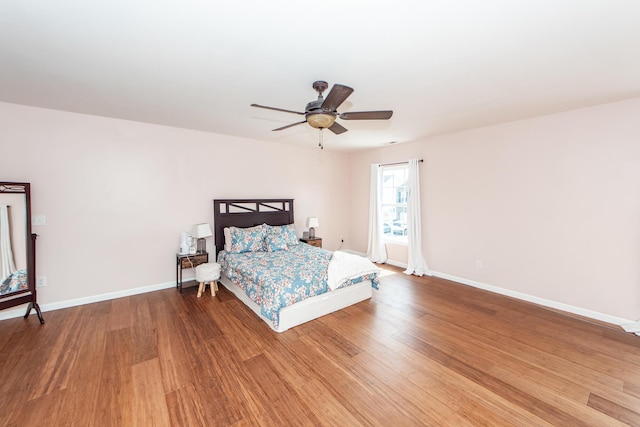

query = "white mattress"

[{"left": 219, "top": 274, "right": 373, "bottom": 333}]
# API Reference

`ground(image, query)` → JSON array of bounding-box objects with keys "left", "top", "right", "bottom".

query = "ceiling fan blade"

[
  {"left": 339, "top": 110, "right": 393, "bottom": 120},
  {"left": 328, "top": 121, "right": 348, "bottom": 135},
  {"left": 321, "top": 84, "right": 354, "bottom": 111},
  {"left": 251, "top": 104, "right": 304, "bottom": 115},
  {"left": 272, "top": 120, "right": 307, "bottom": 131}
]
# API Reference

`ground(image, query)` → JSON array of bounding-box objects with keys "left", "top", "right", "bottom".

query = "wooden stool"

[{"left": 195, "top": 263, "right": 221, "bottom": 298}]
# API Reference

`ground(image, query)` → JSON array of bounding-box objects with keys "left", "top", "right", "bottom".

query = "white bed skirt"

[{"left": 219, "top": 274, "right": 373, "bottom": 333}]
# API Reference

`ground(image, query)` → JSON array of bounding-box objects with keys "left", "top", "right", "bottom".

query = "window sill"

[{"left": 384, "top": 237, "right": 408, "bottom": 246}]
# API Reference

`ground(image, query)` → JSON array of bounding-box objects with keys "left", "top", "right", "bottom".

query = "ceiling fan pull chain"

[{"left": 318, "top": 128, "right": 324, "bottom": 150}]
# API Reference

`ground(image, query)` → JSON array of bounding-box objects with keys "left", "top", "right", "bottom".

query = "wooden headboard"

[{"left": 213, "top": 199, "right": 294, "bottom": 257}]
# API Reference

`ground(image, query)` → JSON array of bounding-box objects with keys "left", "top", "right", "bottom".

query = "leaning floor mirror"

[{"left": 0, "top": 182, "right": 44, "bottom": 323}]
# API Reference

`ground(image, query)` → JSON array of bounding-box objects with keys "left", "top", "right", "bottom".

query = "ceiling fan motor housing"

[{"left": 305, "top": 99, "right": 325, "bottom": 113}]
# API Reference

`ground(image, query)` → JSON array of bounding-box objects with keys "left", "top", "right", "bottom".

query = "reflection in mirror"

[
  {"left": 0, "top": 182, "right": 44, "bottom": 324},
  {"left": 1, "top": 193, "right": 27, "bottom": 296}
]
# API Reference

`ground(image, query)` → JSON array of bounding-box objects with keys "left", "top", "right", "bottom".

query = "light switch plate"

[{"left": 32, "top": 215, "right": 46, "bottom": 226}]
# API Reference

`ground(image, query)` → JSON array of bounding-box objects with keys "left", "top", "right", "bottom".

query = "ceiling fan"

[{"left": 250, "top": 81, "right": 393, "bottom": 138}]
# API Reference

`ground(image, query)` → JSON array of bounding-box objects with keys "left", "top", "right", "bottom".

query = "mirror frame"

[{"left": 0, "top": 182, "right": 44, "bottom": 323}]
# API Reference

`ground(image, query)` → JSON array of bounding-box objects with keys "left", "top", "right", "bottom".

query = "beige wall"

[
  {"left": 2, "top": 98, "right": 640, "bottom": 324},
  {"left": 348, "top": 98, "right": 640, "bottom": 321},
  {"left": 0, "top": 102, "right": 351, "bottom": 307}
]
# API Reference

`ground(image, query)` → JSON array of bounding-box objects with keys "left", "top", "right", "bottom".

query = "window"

[{"left": 381, "top": 165, "right": 408, "bottom": 243}]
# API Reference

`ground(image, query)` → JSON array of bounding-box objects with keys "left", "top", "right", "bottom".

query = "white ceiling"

[{"left": 1, "top": 1, "right": 639, "bottom": 151}]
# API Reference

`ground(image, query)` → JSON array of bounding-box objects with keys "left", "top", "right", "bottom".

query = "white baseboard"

[
  {"left": 340, "top": 250, "right": 409, "bottom": 269},
  {"left": 383, "top": 259, "right": 407, "bottom": 269},
  {"left": 0, "top": 280, "right": 177, "bottom": 322},
  {"left": 2, "top": 263, "right": 632, "bottom": 329},
  {"left": 346, "top": 250, "right": 632, "bottom": 327},
  {"left": 431, "top": 271, "right": 633, "bottom": 327}
]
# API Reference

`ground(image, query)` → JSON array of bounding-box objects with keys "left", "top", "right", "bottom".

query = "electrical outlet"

[
  {"left": 475, "top": 260, "right": 483, "bottom": 269},
  {"left": 36, "top": 276, "right": 47, "bottom": 288}
]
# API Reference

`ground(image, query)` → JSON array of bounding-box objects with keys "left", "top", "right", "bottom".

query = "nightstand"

[
  {"left": 300, "top": 237, "right": 322, "bottom": 248},
  {"left": 176, "top": 252, "right": 209, "bottom": 293}
]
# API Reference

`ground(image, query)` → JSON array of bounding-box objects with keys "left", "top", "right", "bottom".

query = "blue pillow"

[
  {"left": 265, "top": 233, "right": 288, "bottom": 252},
  {"left": 264, "top": 223, "right": 299, "bottom": 246},
  {"left": 228, "top": 225, "right": 266, "bottom": 253}
]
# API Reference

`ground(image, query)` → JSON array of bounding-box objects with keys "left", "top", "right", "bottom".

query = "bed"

[{"left": 213, "top": 199, "right": 379, "bottom": 332}]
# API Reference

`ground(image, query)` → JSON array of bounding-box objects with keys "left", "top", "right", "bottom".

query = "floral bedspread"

[
  {"left": 0, "top": 269, "right": 28, "bottom": 296},
  {"left": 218, "top": 245, "right": 378, "bottom": 329}
]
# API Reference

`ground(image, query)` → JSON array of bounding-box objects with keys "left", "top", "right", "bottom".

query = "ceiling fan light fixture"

[{"left": 306, "top": 113, "right": 335, "bottom": 129}]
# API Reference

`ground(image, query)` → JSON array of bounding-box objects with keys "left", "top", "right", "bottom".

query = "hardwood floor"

[{"left": 1, "top": 264, "right": 640, "bottom": 426}]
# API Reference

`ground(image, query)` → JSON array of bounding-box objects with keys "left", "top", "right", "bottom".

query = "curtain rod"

[{"left": 379, "top": 159, "right": 423, "bottom": 167}]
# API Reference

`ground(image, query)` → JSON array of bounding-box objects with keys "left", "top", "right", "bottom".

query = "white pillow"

[{"left": 224, "top": 227, "right": 231, "bottom": 252}]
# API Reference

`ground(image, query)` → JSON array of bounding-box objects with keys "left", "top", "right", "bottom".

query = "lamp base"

[
  {"left": 196, "top": 238, "right": 207, "bottom": 254},
  {"left": 309, "top": 227, "right": 315, "bottom": 239}
]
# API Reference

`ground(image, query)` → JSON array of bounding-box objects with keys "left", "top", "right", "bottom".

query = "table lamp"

[
  {"left": 306, "top": 217, "right": 319, "bottom": 239},
  {"left": 191, "top": 223, "right": 213, "bottom": 254}
]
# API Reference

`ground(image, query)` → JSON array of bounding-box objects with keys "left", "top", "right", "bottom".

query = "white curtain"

[
  {"left": 366, "top": 164, "right": 387, "bottom": 263},
  {"left": 0, "top": 205, "right": 17, "bottom": 279},
  {"left": 404, "top": 159, "right": 430, "bottom": 276}
]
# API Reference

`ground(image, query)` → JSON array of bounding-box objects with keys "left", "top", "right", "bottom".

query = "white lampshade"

[
  {"left": 191, "top": 223, "right": 213, "bottom": 238},
  {"left": 306, "top": 217, "right": 319, "bottom": 228}
]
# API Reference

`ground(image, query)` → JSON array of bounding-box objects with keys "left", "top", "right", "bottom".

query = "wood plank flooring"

[{"left": 1, "top": 265, "right": 640, "bottom": 426}]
